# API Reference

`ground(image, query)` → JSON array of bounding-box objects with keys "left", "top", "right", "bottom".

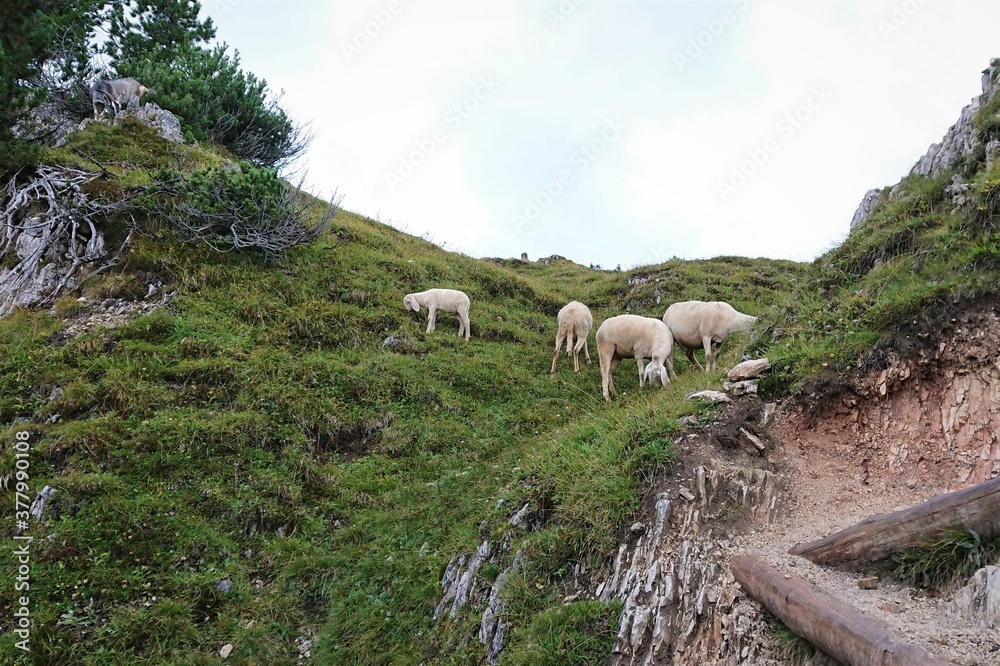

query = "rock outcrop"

[
  {"left": 595, "top": 462, "right": 785, "bottom": 665},
  {"left": 849, "top": 188, "right": 884, "bottom": 230},
  {"left": 851, "top": 59, "right": 1000, "bottom": 231}
]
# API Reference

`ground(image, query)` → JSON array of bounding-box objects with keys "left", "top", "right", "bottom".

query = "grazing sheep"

[
  {"left": 549, "top": 301, "right": 593, "bottom": 374},
  {"left": 662, "top": 300, "right": 757, "bottom": 373},
  {"left": 91, "top": 78, "right": 155, "bottom": 118},
  {"left": 596, "top": 314, "right": 677, "bottom": 402},
  {"left": 403, "top": 288, "right": 471, "bottom": 340}
]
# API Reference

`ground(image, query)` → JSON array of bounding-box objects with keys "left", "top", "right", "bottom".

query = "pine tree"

[{"left": 105, "top": 0, "right": 305, "bottom": 168}]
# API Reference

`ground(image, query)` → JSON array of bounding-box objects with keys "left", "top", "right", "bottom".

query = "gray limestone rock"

[{"left": 850, "top": 189, "right": 884, "bottom": 230}]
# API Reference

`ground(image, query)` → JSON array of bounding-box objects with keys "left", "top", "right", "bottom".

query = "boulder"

[
  {"left": 685, "top": 390, "right": 731, "bottom": 404},
  {"left": 727, "top": 358, "right": 771, "bottom": 381}
]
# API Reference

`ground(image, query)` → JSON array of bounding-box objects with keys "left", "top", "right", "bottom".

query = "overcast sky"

[{"left": 201, "top": 0, "right": 999, "bottom": 268}]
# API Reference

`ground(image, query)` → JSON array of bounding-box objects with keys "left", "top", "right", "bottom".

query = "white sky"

[{"left": 201, "top": 0, "right": 999, "bottom": 268}]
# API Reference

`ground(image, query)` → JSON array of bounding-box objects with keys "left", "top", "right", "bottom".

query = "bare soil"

[{"left": 737, "top": 299, "right": 1000, "bottom": 665}]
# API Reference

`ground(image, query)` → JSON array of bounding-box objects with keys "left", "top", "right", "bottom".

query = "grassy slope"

[{"left": 3, "top": 93, "right": 1000, "bottom": 664}]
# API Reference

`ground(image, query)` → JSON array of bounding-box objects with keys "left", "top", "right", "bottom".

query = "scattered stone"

[
  {"left": 760, "top": 402, "right": 777, "bottom": 427},
  {"left": 508, "top": 503, "right": 534, "bottom": 531},
  {"left": 857, "top": 576, "right": 879, "bottom": 590},
  {"left": 686, "top": 390, "right": 731, "bottom": 404},
  {"left": 219, "top": 644, "right": 233, "bottom": 659},
  {"left": 724, "top": 379, "right": 759, "bottom": 396},
  {"left": 739, "top": 428, "right": 766, "bottom": 453},
  {"left": 878, "top": 601, "right": 903, "bottom": 614},
  {"left": 678, "top": 487, "right": 696, "bottom": 501},
  {"left": 215, "top": 578, "right": 233, "bottom": 594},
  {"left": 727, "top": 358, "right": 771, "bottom": 381},
  {"left": 296, "top": 627, "right": 315, "bottom": 658},
  {"left": 678, "top": 415, "right": 699, "bottom": 427}
]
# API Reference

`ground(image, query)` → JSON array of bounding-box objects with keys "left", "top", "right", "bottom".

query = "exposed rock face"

[
  {"left": 862, "top": 304, "right": 1000, "bottom": 489},
  {"left": 19, "top": 95, "right": 185, "bottom": 148},
  {"left": 911, "top": 95, "right": 982, "bottom": 178},
  {"left": 433, "top": 524, "right": 528, "bottom": 664},
  {"left": 849, "top": 188, "right": 884, "bottom": 230},
  {"left": 851, "top": 59, "right": 998, "bottom": 229},
  {"left": 910, "top": 60, "right": 999, "bottom": 178},
  {"left": 593, "top": 460, "right": 787, "bottom": 665},
  {"left": 946, "top": 566, "right": 1000, "bottom": 630}
]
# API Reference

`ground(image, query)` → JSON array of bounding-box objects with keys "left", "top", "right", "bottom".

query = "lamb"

[
  {"left": 549, "top": 301, "right": 593, "bottom": 374},
  {"left": 403, "top": 288, "right": 471, "bottom": 341},
  {"left": 662, "top": 300, "right": 757, "bottom": 373},
  {"left": 91, "top": 78, "right": 155, "bottom": 118},
  {"left": 596, "top": 314, "right": 677, "bottom": 402}
]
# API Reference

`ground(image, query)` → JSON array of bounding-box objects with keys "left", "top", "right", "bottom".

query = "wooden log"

[
  {"left": 789, "top": 476, "right": 1000, "bottom": 566},
  {"left": 731, "top": 554, "right": 952, "bottom": 666}
]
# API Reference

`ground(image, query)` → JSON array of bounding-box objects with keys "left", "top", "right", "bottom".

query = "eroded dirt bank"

[{"left": 597, "top": 300, "right": 1000, "bottom": 665}]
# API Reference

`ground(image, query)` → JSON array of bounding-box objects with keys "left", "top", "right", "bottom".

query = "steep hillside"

[
  {"left": 0, "top": 117, "right": 805, "bottom": 664},
  {"left": 3, "top": 59, "right": 1000, "bottom": 666}
]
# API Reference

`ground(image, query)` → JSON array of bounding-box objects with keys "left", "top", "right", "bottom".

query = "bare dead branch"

[{"left": 0, "top": 166, "right": 138, "bottom": 315}]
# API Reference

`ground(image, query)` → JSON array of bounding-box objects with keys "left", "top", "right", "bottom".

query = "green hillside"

[{"left": 3, "top": 80, "right": 1000, "bottom": 665}]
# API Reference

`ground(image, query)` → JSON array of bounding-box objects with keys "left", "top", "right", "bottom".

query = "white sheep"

[
  {"left": 596, "top": 314, "right": 677, "bottom": 402},
  {"left": 549, "top": 301, "right": 593, "bottom": 374},
  {"left": 662, "top": 300, "right": 757, "bottom": 373},
  {"left": 403, "top": 288, "right": 471, "bottom": 341}
]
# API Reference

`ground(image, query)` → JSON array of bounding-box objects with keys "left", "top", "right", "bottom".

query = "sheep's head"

[
  {"left": 643, "top": 360, "right": 670, "bottom": 387},
  {"left": 403, "top": 295, "right": 420, "bottom": 312}
]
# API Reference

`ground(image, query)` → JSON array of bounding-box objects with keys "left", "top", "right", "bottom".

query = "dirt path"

[{"left": 740, "top": 303, "right": 1000, "bottom": 665}]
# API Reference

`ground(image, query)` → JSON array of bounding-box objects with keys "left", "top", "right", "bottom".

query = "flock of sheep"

[
  {"left": 403, "top": 288, "right": 758, "bottom": 402},
  {"left": 87, "top": 78, "right": 761, "bottom": 400}
]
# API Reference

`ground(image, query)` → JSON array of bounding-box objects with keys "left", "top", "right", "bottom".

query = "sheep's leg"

[
  {"left": 583, "top": 340, "right": 591, "bottom": 365},
  {"left": 459, "top": 308, "right": 470, "bottom": 340},
  {"left": 426, "top": 306, "right": 437, "bottom": 333},
  {"left": 600, "top": 352, "right": 614, "bottom": 401},
  {"left": 686, "top": 346, "right": 705, "bottom": 372},
  {"left": 550, "top": 332, "right": 567, "bottom": 374},
  {"left": 602, "top": 354, "right": 621, "bottom": 401},
  {"left": 703, "top": 335, "right": 715, "bottom": 372},
  {"left": 573, "top": 336, "right": 587, "bottom": 373},
  {"left": 665, "top": 355, "right": 677, "bottom": 381},
  {"left": 637, "top": 358, "right": 646, "bottom": 388}
]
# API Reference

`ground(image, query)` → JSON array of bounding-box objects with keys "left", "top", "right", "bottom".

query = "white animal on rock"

[
  {"left": 403, "top": 288, "right": 471, "bottom": 341},
  {"left": 596, "top": 314, "right": 676, "bottom": 402},
  {"left": 550, "top": 301, "right": 593, "bottom": 374},
  {"left": 662, "top": 300, "right": 757, "bottom": 373},
  {"left": 91, "top": 78, "right": 155, "bottom": 118}
]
